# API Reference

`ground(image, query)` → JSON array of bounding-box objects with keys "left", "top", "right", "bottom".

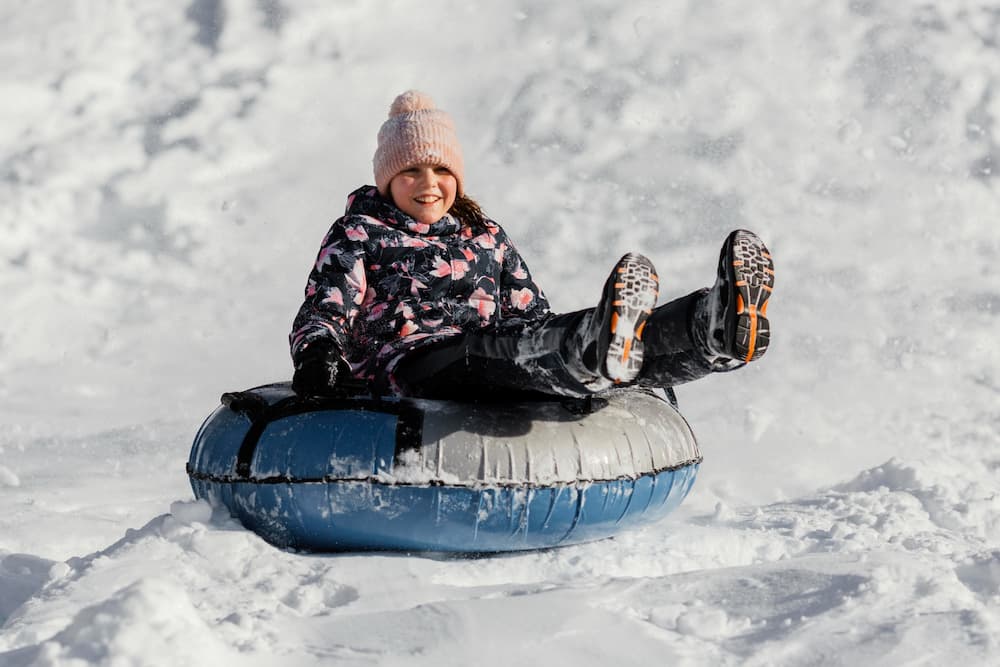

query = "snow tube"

[{"left": 186, "top": 383, "right": 701, "bottom": 553}]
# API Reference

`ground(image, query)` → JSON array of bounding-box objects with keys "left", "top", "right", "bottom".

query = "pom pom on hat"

[
  {"left": 388, "top": 90, "right": 437, "bottom": 116},
  {"left": 374, "top": 90, "right": 465, "bottom": 196}
]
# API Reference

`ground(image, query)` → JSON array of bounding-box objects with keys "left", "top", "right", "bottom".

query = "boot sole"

[
  {"left": 726, "top": 230, "right": 774, "bottom": 362},
  {"left": 604, "top": 254, "right": 659, "bottom": 383}
]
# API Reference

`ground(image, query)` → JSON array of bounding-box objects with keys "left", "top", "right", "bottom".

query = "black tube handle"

[{"left": 221, "top": 391, "right": 269, "bottom": 421}]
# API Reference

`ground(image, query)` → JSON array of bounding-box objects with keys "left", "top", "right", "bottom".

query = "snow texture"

[{"left": 2, "top": 0, "right": 999, "bottom": 664}]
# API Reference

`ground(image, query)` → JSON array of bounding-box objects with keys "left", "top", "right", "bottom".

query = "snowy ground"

[{"left": 2, "top": 1, "right": 999, "bottom": 664}]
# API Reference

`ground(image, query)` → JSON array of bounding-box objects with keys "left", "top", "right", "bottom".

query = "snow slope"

[{"left": 2, "top": 1, "right": 998, "bottom": 664}]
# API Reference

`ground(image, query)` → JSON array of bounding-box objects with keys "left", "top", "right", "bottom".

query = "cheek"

[
  {"left": 389, "top": 178, "right": 407, "bottom": 200},
  {"left": 443, "top": 178, "right": 458, "bottom": 205}
]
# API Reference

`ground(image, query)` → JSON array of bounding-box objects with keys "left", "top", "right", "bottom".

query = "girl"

[{"left": 290, "top": 91, "right": 774, "bottom": 400}]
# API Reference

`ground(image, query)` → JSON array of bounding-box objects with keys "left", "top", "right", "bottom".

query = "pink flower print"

[
  {"left": 494, "top": 244, "right": 506, "bottom": 265},
  {"left": 315, "top": 245, "right": 337, "bottom": 271},
  {"left": 430, "top": 256, "right": 452, "bottom": 278},
  {"left": 451, "top": 260, "right": 469, "bottom": 280},
  {"left": 475, "top": 233, "right": 496, "bottom": 249},
  {"left": 323, "top": 287, "right": 345, "bottom": 306},
  {"left": 346, "top": 258, "right": 366, "bottom": 304},
  {"left": 344, "top": 225, "right": 369, "bottom": 241},
  {"left": 409, "top": 277, "right": 428, "bottom": 297},
  {"left": 367, "top": 301, "right": 390, "bottom": 320},
  {"left": 305, "top": 282, "right": 318, "bottom": 297},
  {"left": 462, "top": 247, "right": 476, "bottom": 261},
  {"left": 422, "top": 318, "right": 443, "bottom": 328},
  {"left": 469, "top": 288, "right": 497, "bottom": 321},
  {"left": 395, "top": 302, "right": 414, "bottom": 320},
  {"left": 410, "top": 222, "right": 431, "bottom": 234},
  {"left": 361, "top": 286, "right": 377, "bottom": 307},
  {"left": 402, "top": 236, "right": 430, "bottom": 248},
  {"left": 509, "top": 287, "right": 534, "bottom": 310},
  {"left": 399, "top": 320, "right": 420, "bottom": 337}
]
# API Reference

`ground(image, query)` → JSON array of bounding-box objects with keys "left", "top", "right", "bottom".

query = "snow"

[{"left": 2, "top": 0, "right": 999, "bottom": 664}]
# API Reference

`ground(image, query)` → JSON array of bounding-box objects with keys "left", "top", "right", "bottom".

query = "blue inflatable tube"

[{"left": 186, "top": 383, "right": 702, "bottom": 553}]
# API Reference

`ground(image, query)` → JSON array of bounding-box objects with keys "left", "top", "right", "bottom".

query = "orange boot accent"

[{"left": 744, "top": 304, "right": 758, "bottom": 361}]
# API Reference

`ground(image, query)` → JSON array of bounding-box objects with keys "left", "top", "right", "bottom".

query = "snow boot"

[
  {"left": 693, "top": 229, "right": 774, "bottom": 364},
  {"left": 579, "top": 252, "right": 660, "bottom": 385}
]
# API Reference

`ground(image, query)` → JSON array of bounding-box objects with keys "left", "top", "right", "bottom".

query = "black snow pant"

[{"left": 391, "top": 289, "right": 715, "bottom": 401}]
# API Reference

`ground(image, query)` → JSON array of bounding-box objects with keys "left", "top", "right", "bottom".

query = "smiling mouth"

[{"left": 414, "top": 196, "right": 441, "bottom": 205}]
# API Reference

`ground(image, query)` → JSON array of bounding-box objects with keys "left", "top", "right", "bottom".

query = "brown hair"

[{"left": 449, "top": 193, "right": 490, "bottom": 231}]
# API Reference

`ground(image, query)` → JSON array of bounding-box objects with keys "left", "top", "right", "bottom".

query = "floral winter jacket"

[{"left": 290, "top": 185, "right": 551, "bottom": 388}]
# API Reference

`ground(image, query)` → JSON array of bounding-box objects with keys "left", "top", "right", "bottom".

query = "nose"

[{"left": 417, "top": 167, "right": 439, "bottom": 188}]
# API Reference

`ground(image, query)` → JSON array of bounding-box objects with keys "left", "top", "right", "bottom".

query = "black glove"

[{"left": 292, "top": 340, "right": 345, "bottom": 397}]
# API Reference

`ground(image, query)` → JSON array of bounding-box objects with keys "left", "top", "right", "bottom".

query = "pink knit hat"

[{"left": 373, "top": 90, "right": 465, "bottom": 196}]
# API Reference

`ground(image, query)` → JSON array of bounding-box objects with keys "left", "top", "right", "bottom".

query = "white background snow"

[{"left": 2, "top": 0, "right": 999, "bottom": 664}]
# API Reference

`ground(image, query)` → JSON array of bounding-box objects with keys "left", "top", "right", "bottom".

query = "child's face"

[{"left": 388, "top": 164, "right": 458, "bottom": 225}]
